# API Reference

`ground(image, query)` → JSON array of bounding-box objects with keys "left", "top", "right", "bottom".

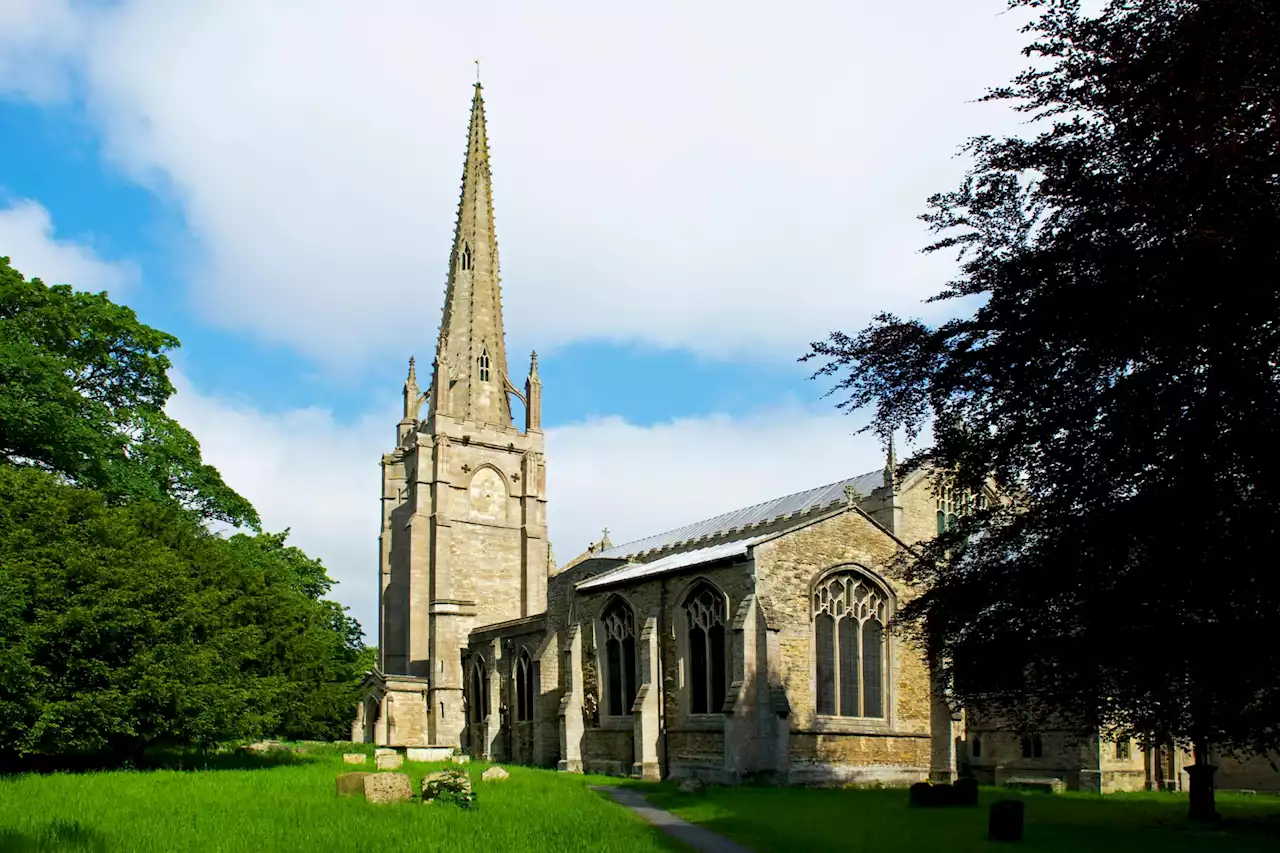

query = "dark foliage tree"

[
  {"left": 804, "top": 0, "right": 1279, "bottom": 820},
  {"left": 0, "top": 257, "right": 258, "bottom": 528},
  {"left": 0, "top": 467, "right": 369, "bottom": 765}
]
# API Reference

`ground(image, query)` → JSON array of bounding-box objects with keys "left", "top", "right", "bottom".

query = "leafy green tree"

[
  {"left": 0, "top": 466, "right": 280, "bottom": 765},
  {"left": 0, "top": 257, "right": 258, "bottom": 528},
  {"left": 804, "top": 0, "right": 1279, "bottom": 820}
]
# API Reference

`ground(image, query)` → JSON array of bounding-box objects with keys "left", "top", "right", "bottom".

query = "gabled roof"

[
  {"left": 574, "top": 468, "right": 887, "bottom": 592},
  {"left": 594, "top": 469, "right": 884, "bottom": 562}
]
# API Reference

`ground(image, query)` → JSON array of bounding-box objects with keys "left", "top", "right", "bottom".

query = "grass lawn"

[
  {"left": 634, "top": 780, "right": 1280, "bottom": 853},
  {"left": 0, "top": 744, "right": 685, "bottom": 853}
]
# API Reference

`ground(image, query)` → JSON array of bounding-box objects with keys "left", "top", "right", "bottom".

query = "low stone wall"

[{"left": 583, "top": 728, "right": 633, "bottom": 775}]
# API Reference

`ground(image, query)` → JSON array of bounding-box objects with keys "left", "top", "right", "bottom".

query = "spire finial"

[
  {"left": 406, "top": 355, "right": 417, "bottom": 386},
  {"left": 473, "top": 57, "right": 482, "bottom": 84},
  {"left": 529, "top": 350, "right": 539, "bottom": 377}
]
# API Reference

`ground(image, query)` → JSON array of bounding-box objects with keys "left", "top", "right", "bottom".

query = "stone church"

[{"left": 354, "top": 84, "right": 1277, "bottom": 794}]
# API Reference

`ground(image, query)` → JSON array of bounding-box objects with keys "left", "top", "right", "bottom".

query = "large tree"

[
  {"left": 804, "top": 0, "right": 1279, "bottom": 820},
  {"left": 0, "top": 257, "right": 258, "bottom": 528}
]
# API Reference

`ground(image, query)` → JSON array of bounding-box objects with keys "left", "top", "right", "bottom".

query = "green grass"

[
  {"left": 632, "top": 781, "right": 1280, "bottom": 853},
  {"left": 0, "top": 744, "right": 686, "bottom": 853}
]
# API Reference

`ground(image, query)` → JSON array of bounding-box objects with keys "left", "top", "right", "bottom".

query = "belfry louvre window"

[
  {"left": 936, "top": 478, "right": 987, "bottom": 535},
  {"left": 470, "top": 656, "right": 490, "bottom": 724},
  {"left": 460, "top": 242, "right": 472, "bottom": 271},
  {"left": 601, "top": 597, "right": 638, "bottom": 716},
  {"left": 478, "top": 348, "right": 491, "bottom": 382},
  {"left": 684, "top": 582, "right": 728, "bottom": 714},
  {"left": 516, "top": 649, "right": 535, "bottom": 722},
  {"left": 814, "top": 570, "right": 888, "bottom": 719}
]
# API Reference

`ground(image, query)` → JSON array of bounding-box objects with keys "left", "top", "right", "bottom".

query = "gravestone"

[
  {"left": 364, "top": 773, "right": 413, "bottom": 804},
  {"left": 336, "top": 772, "right": 371, "bottom": 797}
]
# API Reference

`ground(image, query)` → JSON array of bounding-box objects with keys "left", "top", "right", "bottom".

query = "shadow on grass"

[
  {"left": 0, "top": 819, "right": 108, "bottom": 852},
  {"left": 0, "top": 742, "right": 352, "bottom": 777}
]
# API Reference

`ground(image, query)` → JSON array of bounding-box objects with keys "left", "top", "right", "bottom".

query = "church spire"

[{"left": 430, "top": 82, "right": 512, "bottom": 426}]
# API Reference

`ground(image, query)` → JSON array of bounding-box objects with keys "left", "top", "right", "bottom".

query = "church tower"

[{"left": 376, "top": 83, "right": 548, "bottom": 748}]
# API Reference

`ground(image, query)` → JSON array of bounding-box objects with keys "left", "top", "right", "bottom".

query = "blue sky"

[{"left": 0, "top": 0, "right": 1031, "bottom": 634}]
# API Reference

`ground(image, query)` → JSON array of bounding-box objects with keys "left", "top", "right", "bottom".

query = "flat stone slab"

[
  {"left": 593, "top": 786, "right": 754, "bottom": 853},
  {"left": 376, "top": 753, "right": 404, "bottom": 770},
  {"left": 343, "top": 753, "right": 367, "bottom": 765},
  {"left": 406, "top": 747, "right": 454, "bottom": 762},
  {"left": 481, "top": 765, "right": 509, "bottom": 781}
]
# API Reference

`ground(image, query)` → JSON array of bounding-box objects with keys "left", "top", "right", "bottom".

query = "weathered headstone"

[
  {"left": 988, "top": 799, "right": 1025, "bottom": 842},
  {"left": 678, "top": 778, "right": 705, "bottom": 794},
  {"left": 953, "top": 777, "right": 979, "bottom": 806},
  {"left": 364, "top": 772, "right": 413, "bottom": 804},
  {"left": 450, "top": 754, "right": 470, "bottom": 765},
  {"left": 374, "top": 747, "right": 397, "bottom": 757},
  {"left": 343, "top": 753, "right": 367, "bottom": 765},
  {"left": 481, "top": 765, "right": 509, "bottom": 781},
  {"left": 376, "top": 753, "right": 404, "bottom": 770},
  {"left": 336, "top": 772, "right": 371, "bottom": 797}
]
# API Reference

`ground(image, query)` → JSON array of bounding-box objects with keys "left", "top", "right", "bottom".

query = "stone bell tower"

[{"left": 371, "top": 82, "right": 548, "bottom": 749}]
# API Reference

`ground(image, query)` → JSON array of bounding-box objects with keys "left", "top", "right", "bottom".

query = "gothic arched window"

[
  {"left": 683, "top": 581, "right": 727, "bottom": 714},
  {"left": 470, "top": 656, "right": 490, "bottom": 724},
  {"left": 601, "top": 597, "right": 638, "bottom": 716},
  {"left": 1021, "top": 734, "right": 1043, "bottom": 759},
  {"left": 460, "top": 242, "right": 472, "bottom": 271},
  {"left": 813, "top": 569, "right": 889, "bottom": 719},
  {"left": 516, "top": 648, "right": 535, "bottom": 722},
  {"left": 478, "top": 348, "right": 491, "bottom": 382},
  {"left": 936, "top": 478, "right": 987, "bottom": 534}
]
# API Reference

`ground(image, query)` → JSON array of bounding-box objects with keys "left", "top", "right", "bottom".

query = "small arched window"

[
  {"left": 1021, "top": 734, "right": 1043, "bottom": 759},
  {"left": 972, "top": 736, "right": 982, "bottom": 758},
  {"left": 470, "top": 656, "right": 490, "bottom": 724},
  {"left": 813, "top": 569, "right": 889, "bottom": 719},
  {"left": 601, "top": 597, "right": 638, "bottom": 716},
  {"left": 478, "top": 348, "right": 491, "bottom": 382},
  {"left": 516, "top": 648, "right": 535, "bottom": 722},
  {"left": 683, "top": 582, "right": 727, "bottom": 714},
  {"left": 460, "top": 242, "right": 472, "bottom": 271}
]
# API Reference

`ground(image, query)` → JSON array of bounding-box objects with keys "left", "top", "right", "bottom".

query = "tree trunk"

[{"left": 1186, "top": 739, "right": 1219, "bottom": 822}]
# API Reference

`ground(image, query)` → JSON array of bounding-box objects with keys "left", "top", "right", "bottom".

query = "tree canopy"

[
  {"left": 0, "top": 256, "right": 258, "bottom": 528},
  {"left": 805, "top": 0, "right": 1279, "bottom": 818},
  {"left": 0, "top": 256, "right": 367, "bottom": 766}
]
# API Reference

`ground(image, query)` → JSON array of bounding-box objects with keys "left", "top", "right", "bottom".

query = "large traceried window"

[
  {"left": 601, "top": 597, "right": 638, "bottom": 716},
  {"left": 813, "top": 570, "right": 888, "bottom": 719},
  {"left": 469, "top": 655, "right": 490, "bottom": 724},
  {"left": 683, "top": 581, "right": 727, "bottom": 714},
  {"left": 936, "top": 477, "right": 987, "bottom": 534},
  {"left": 515, "top": 648, "right": 535, "bottom": 722}
]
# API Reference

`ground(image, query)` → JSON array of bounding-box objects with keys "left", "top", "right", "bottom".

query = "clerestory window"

[
  {"left": 936, "top": 477, "right": 987, "bottom": 535},
  {"left": 683, "top": 581, "right": 728, "bottom": 714},
  {"left": 813, "top": 569, "right": 888, "bottom": 719},
  {"left": 601, "top": 597, "right": 638, "bottom": 716}
]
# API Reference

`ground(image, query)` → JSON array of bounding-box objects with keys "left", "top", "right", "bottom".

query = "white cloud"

[
  {"left": 4, "top": 0, "right": 1035, "bottom": 370},
  {"left": 0, "top": 199, "right": 139, "bottom": 295},
  {"left": 168, "top": 375, "right": 894, "bottom": 641},
  {"left": 0, "top": 0, "right": 82, "bottom": 100}
]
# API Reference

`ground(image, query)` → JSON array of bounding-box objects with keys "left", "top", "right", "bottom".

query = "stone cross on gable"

[{"left": 843, "top": 484, "right": 861, "bottom": 506}]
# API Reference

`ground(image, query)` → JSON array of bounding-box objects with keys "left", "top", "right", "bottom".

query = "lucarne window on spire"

[
  {"left": 461, "top": 242, "right": 472, "bottom": 271},
  {"left": 478, "top": 348, "right": 490, "bottom": 382}
]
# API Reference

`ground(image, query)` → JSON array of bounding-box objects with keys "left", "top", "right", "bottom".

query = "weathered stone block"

[
  {"left": 406, "top": 747, "right": 453, "bottom": 762},
  {"left": 364, "top": 772, "right": 413, "bottom": 804},
  {"left": 450, "top": 754, "right": 471, "bottom": 765},
  {"left": 482, "top": 765, "right": 509, "bottom": 781},
  {"left": 376, "top": 753, "right": 404, "bottom": 770},
  {"left": 374, "top": 747, "right": 397, "bottom": 757},
  {"left": 343, "top": 753, "right": 367, "bottom": 765},
  {"left": 336, "top": 772, "right": 371, "bottom": 797}
]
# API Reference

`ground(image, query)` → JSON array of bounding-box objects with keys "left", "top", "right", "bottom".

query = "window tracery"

[
  {"left": 515, "top": 648, "right": 535, "bottom": 722},
  {"left": 813, "top": 570, "right": 888, "bottom": 719},
  {"left": 936, "top": 477, "right": 987, "bottom": 534},
  {"left": 478, "top": 348, "right": 491, "bottom": 382},
  {"left": 601, "top": 598, "right": 638, "bottom": 716},
  {"left": 683, "top": 582, "right": 727, "bottom": 714}
]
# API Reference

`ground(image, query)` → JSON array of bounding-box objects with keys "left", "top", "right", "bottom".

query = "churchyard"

[{"left": 1, "top": 743, "right": 1277, "bottom": 853}]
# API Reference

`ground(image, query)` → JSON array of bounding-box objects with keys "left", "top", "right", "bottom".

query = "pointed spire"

[
  {"left": 883, "top": 432, "right": 898, "bottom": 492},
  {"left": 524, "top": 350, "right": 542, "bottom": 433},
  {"left": 430, "top": 82, "right": 511, "bottom": 425}
]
